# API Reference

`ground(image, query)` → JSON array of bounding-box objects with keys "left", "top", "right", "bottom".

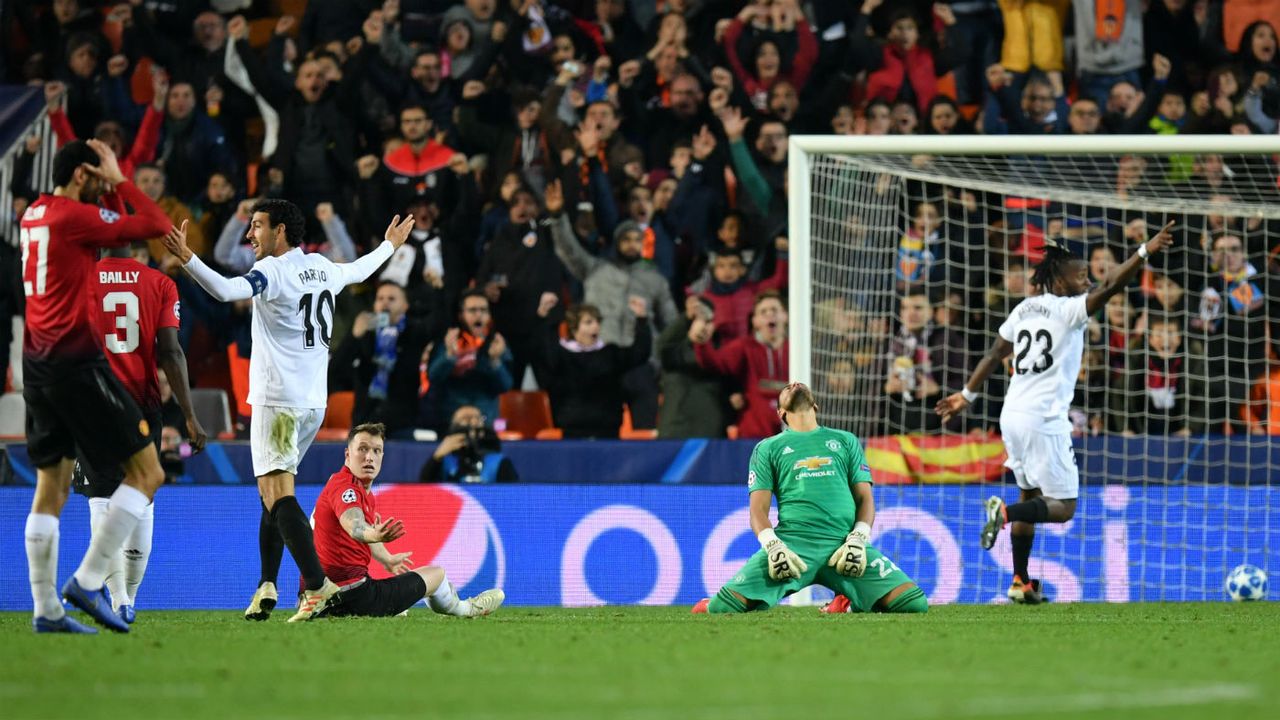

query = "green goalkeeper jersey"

[{"left": 746, "top": 425, "right": 873, "bottom": 542}]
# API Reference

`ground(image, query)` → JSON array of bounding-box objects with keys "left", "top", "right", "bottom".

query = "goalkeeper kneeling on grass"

[{"left": 693, "top": 383, "right": 927, "bottom": 615}]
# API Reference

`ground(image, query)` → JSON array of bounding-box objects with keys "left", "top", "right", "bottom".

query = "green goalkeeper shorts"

[{"left": 720, "top": 536, "right": 916, "bottom": 613}]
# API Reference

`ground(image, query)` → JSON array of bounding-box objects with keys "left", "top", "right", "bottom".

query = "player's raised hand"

[
  {"left": 381, "top": 551, "right": 414, "bottom": 575},
  {"left": 371, "top": 513, "right": 406, "bottom": 543},
  {"left": 1144, "top": 220, "right": 1176, "bottom": 256},
  {"left": 162, "top": 219, "right": 195, "bottom": 264},
  {"left": 83, "top": 138, "right": 127, "bottom": 186},
  {"left": 759, "top": 528, "right": 807, "bottom": 581},
  {"left": 186, "top": 414, "right": 208, "bottom": 454},
  {"left": 384, "top": 213, "right": 415, "bottom": 248},
  {"left": 935, "top": 392, "right": 970, "bottom": 423},
  {"left": 828, "top": 528, "right": 868, "bottom": 577}
]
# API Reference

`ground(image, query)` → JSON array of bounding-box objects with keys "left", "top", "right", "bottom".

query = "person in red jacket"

[
  {"left": 44, "top": 68, "right": 167, "bottom": 182},
  {"left": 854, "top": 1, "right": 967, "bottom": 117},
  {"left": 692, "top": 247, "right": 787, "bottom": 343},
  {"left": 720, "top": 0, "right": 818, "bottom": 110},
  {"left": 692, "top": 290, "right": 789, "bottom": 438}
]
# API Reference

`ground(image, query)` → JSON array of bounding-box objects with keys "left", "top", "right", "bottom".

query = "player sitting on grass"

[
  {"left": 310, "top": 422, "right": 505, "bottom": 619},
  {"left": 936, "top": 222, "right": 1176, "bottom": 604},
  {"left": 693, "top": 382, "right": 927, "bottom": 615}
]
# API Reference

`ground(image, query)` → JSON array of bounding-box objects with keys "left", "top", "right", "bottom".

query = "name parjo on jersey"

[
  {"left": 246, "top": 248, "right": 349, "bottom": 409},
  {"left": 998, "top": 292, "right": 1089, "bottom": 424}
]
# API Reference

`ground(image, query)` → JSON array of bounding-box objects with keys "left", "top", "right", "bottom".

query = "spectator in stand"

[
  {"left": 1072, "top": 0, "right": 1145, "bottom": 107},
  {"left": 16, "top": 0, "right": 108, "bottom": 81},
  {"left": 1192, "top": 231, "right": 1268, "bottom": 433},
  {"left": 1187, "top": 64, "right": 1245, "bottom": 134},
  {"left": 923, "top": 96, "right": 974, "bottom": 135},
  {"left": 420, "top": 405, "right": 518, "bottom": 483},
  {"left": 423, "top": 289, "right": 514, "bottom": 433},
  {"left": 45, "top": 69, "right": 166, "bottom": 180},
  {"left": 718, "top": 106, "right": 787, "bottom": 236},
  {"left": 363, "top": 104, "right": 466, "bottom": 226},
  {"left": 720, "top": 0, "right": 818, "bottom": 110},
  {"left": 1235, "top": 20, "right": 1279, "bottom": 82},
  {"left": 198, "top": 172, "right": 238, "bottom": 252},
  {"left": 368, "top": 48, "right": 457, "bottom": 133},
  {"left": 1243, "top": 327, "right": 1280, "bottom": 435},
  {"left": 1066, "top": 97, "right": 1103, "bottom": 134},
  {"left": 533, "top": 294, "right": 653, "bottom": 439},
  {"left": 619, "top": 65, "right": 717, "bottom": 169},
  {"left": 690, "top": 290, "right": 789, "bottom": 439},
  {"left": 947, "top": 0, "right": 1002, "bottom": 105},
  {"left": 1101, "top": 55, "right": 1172, "bottom": 134},
  {"left": 230, "top": 15, "right": 364, "bottom": 213},
  {"left": 983, "top": 64, "right": 1069, "bottom": 134},
  {"left": 1143, "top": 0, "right": 1211, "bottom": 92},
  {"left": 457, "top": 82, "right": 555, "bottom": 196},
  {"left": 55, "top": 32, "right": 110, "bottom": 141},
  {"left": 476, "top": 185, "right": 564, "bottom": 385},
  {"left": 332, "top": 282, "right": 436, "bottom": 439},
  {"left": 154, "top": 79, "right": 236, "bottom": 207},
  {"left": 658, "top": 296, "right": 734, "bottom": 439},
  {"left": 689, "top": 246, "right": 787, "bottom": 344},
  {"left": 854, "top": 1, "right": 966, "bottom": 117},
  {"left": 895, "top": 201, "right": 953, "bottom": 291},
  {"left": 546, "top": 180, "right": 676, "bottom": 429},
  {"left": 1110, "top": 313, "right": 1205, "bottom": 436},
  {"left": 882, "top": 291, "right": 970, "bottom": 435},
  {"left": 133, "top": 163, "right": 204, "bottom": 275}
]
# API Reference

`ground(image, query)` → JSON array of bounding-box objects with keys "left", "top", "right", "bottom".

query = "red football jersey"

[
  {"left": 313, "top": 466, "right": 377, "bottom": 586},
  {"left": 90, "top": 257, "right": 180, "bottom": 412},
  {"left": 19, "top": 182, "right": 171, "bottom": 385}
]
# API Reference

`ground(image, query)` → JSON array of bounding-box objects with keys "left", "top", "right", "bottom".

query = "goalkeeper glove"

[
  {"left": 827, "top": 522, "right": 871, "bottom": 577},
  {"left": 759, "top": 528, "right": 807, "bottom": 581}
]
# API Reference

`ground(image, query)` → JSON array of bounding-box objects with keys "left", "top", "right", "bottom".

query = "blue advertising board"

[{"left": 1, "top": 484, "right": 1274, "bottom": 610}]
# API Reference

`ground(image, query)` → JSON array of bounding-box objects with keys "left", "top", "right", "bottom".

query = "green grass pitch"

[{"left": 3, "top": 603, "right": 1277, "bottom": 720}]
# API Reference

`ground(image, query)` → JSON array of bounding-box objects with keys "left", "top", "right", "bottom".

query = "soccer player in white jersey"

[
  {"left": 162, "top": 199, "right": 414, "bottom": 621},
  {"left": 937, "top": 222, "right": 1175, "bottom": 604}
]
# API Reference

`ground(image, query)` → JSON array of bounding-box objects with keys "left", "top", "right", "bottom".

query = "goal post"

[{"left": 787, "top": 134, "right": 1280, "bottom": 603}]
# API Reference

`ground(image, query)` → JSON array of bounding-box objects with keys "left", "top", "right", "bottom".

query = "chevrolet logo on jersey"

[{"left": 793, "top": 456, "right": 833, "bottom": 472}]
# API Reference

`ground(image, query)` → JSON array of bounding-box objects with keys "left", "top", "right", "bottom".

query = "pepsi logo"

[{"left": 369, "top": 485, "right": 505, "bottom": 597}]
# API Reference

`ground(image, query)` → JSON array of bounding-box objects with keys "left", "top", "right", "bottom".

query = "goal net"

[{"left": 788, "top": 135, "right": 1280, "bottom": 604}]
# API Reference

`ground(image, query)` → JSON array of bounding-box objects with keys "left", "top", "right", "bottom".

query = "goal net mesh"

[{"left": 802, "top": 147, "right": 1279, "bottom": 603}]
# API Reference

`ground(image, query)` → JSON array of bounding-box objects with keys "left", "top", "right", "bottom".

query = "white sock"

[
  {"left": 74, "top": 484, "right": 148, "bottom": 590},
  {"left": 25, "top": 513, "right": 63, "bottom": 620},
  {"left": 89, "top": 498, "right": 127, "bottom": 609},
  {"left": 427, "top": 575, "right": 472, "bottom": 617},
  {"left": 123, "top": 502, "right": 154, "bottom": 606}
]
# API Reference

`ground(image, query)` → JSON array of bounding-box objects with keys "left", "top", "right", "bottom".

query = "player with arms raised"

[
  {"left": 74, "top": 240, "right": 209, "bottom": 623},
  {"left": 163, "top": 201, "right": 415, "bottom": 622},
  {"left": 21, "top": 139, "right": 172, "bottom": 634},
  {"left": 693, "top": 382, "right": 928, "bottom": 615},
  {"left": 937, "top": 223, "right": 1176, "bottom": 604}
]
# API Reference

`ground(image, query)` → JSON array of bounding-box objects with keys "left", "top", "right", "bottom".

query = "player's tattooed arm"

[{"left": 338, "top": 508, "right": 407, "bottom": 544}]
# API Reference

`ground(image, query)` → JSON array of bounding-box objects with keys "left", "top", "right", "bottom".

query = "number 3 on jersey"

[
  {"left": 1013, "top": 328, "right": 1054, "bottom": 375},
  {"left": 298, "top": 290, "right": 335, "bottom": 348},
  {"left": 102, "top": 291, "right": 140, "bottom": 353}
]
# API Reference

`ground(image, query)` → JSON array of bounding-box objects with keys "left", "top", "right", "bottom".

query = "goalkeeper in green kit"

[{"left": 693, "top": 383, "right": 927, "bottom": 614}]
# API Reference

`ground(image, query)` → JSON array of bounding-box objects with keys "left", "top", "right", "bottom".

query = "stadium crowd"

[{"left": 3, "top": 0, "right": 1280, "bottom": 444}]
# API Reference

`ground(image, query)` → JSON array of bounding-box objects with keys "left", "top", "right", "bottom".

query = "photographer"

[{"left": 418, "top": 406, "right": 518, "bottom": 484}]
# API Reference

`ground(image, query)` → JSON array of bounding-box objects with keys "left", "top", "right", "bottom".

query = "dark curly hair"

[
  {"left": 1031, "top": 244, "right": 1080, "bottom": 294},
  {"left": 250, "top": 198, "right": 306, "bottom": 247}
]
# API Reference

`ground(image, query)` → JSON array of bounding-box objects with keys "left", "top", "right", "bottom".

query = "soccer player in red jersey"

[
  {"left": 20, "top": 139, "right": 173, "bottom": 634},
  {"left": 71, "top": 240, "right": 210, "bottom": 623},
  {"left": 309, "top": 423, "right": 504, "bottom": 619}
]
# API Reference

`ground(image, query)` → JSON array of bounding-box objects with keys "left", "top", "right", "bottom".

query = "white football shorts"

[
  {"left": 250, "top": 405, "right": 324, "bottom": 477},
  {"left": 999, "top": 410, "right": 1080, "bottom": 500}
]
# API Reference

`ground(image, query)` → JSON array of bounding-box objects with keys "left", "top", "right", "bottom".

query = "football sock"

[
  {"left": 884, "top": 586, "right": 929, "bottom": 614},
  {"left": 88, "top": 497, "right": 128, "bottom": 608},
  {"left": 427, "top": 576, "right": 472, "bottom": 617},
  {"left": 123, "top": 502, "right": 154, "bottom": 606},
  {"left": 257, "top": 500, "right": 283, "bottom": 587},
  {"left": 74, "top": 484, "right": 148, "bottom": 590},
  {"left": 270, "top": 496, "right": 325, "bottom": 591},
  {"left": 1011, "top": 531, "right": 1034, "bottom": 582},
  {"left": 25, "top": 513, "right": 63, "bottom": 620},
  {"left": 708, "top": 587, "right": 749, "bottom": 614},
  {"left": 1004, "top": 497, "right": 1050, "bottom": 524}
]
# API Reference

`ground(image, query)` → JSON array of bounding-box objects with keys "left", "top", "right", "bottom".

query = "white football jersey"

[
  {"left": 245, "top": 248, "right": 352, "bottom": 409},
  {"left": 998, "top": 292, "right": 1089, "bottom": 426}
]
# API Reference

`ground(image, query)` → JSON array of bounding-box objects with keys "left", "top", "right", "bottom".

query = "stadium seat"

[
  {"left": 0, "top": 392, "right": 25, "bottom": 439},
  {"left": 316, "top": 391, "right": 354, "bottom": 442},
  {"left": 619, "top": 406, "right": 657, "bottom": 440},
  {"left": 498, "top": 391, "right": 562, "bottom": 440},
  {"left": 190, "top": 388, "right": 234, "bottom": 440}
]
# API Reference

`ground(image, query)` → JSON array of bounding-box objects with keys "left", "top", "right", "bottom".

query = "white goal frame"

[{"left": 786, "top": 133, "right": 1280, "bottom": 386}]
